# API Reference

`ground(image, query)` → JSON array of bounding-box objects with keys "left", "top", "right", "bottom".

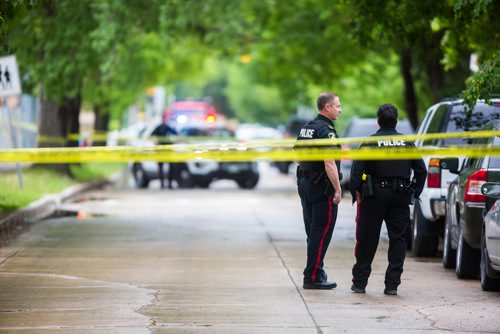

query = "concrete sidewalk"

[{"left": 1, "top": 181, "right": 499, "bottom": 333}]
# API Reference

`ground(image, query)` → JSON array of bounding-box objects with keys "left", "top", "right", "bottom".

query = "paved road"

[{"left": 0, "top": 163, "right": 499, "bottom": 333}]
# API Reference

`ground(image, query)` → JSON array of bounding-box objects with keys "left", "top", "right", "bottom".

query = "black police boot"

[
  {"left": 384, "top": 287, "right": 397, "bottom": 296},
  {"left": 350, "top": 284, "right": 366, "bottom": 294},
  {"left": 303, "top": 278, "right": 337, "bottom": 290}
]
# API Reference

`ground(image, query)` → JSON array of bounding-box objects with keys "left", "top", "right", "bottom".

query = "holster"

[
  {"left": 404, "top": 178, "right": 417, "bottom": 205},
  {"left": 362, "top": 174, "right": 373, "bottom": 198}
]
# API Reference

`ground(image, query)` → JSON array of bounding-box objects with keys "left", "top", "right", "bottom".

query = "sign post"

[{"left": 0, "top": 55, "right": 23, "bottom": 189}]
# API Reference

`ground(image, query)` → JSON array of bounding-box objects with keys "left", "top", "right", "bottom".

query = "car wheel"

[
  {"left": 132, "top": 163, "right": 150, "bottom": 189},
  {"left": 236, "top": 173, "right": 259, "bottom": 189},
  {"left": 456, "top": 227, "right": 480, "bottom": 279},
  {"left": 480, "top": 224, "right": 500, "bottom": 291},
  {"left": 443, "top": 208, "right": 457, "bottom": 269},
  {"left": 175, "top": 164, "right": 195, "bottom": 188},
  {"left": 278, "top": 162, "right": 291, "bottom": 174},
  {"left": 412, "top": 202, "right": 439, "bottom": 257},
  {"left": 196, "top": 177, "right": 212, "bottom": 189}
]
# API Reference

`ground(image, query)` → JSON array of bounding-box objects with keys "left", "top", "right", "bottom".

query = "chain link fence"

[{"left": 0, "top": 94, "right": 39, "bottom": 149}]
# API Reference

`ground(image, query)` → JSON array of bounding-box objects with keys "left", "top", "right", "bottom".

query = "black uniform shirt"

[
  {"left": 350, "top": 127, "right": 427, "bottom": 198},
  {"left": 296, "top": 114, "right": 341, "bottom": 173}
]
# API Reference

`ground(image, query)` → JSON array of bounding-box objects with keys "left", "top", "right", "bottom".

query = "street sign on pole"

[
  {"left": 0, "top": 55, "right": 22, "bottom": 97},
  {"left": 0, "top": 55, "right": 24, "bottom": 189}
]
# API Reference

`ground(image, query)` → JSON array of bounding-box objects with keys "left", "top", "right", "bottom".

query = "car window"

[
  {"left": 488, "top": 136, "right": 500, "bottom": 168},
  {"left": 489, "top": 157, "right": 500, "bottom": 168},
  {"left": 440, "top": 104, "right": 500, "bottom": 146},
  {"left": 422, "top": 104, "right": 449, "bottom": 146},
  {"left": 179, "top": 127, "right": 234, "bottom": 138}
]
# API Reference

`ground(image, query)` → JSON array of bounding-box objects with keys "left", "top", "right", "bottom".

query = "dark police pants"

[
  {"left": 352, "top": 187, "right": 410, "bottom": 289},
  {"left": 298, "top": 177, "right": 338, "bottom": 283}
]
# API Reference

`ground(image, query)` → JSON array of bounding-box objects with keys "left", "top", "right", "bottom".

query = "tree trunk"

[
  {"left": 94, "top": 105, "right": 109, "bottom": 146},
  {"left": 38, "top": 90, "right": 81, "bottom": 175},
  {"left": 400, "top": 48, "right": 419, "bottom": 131}
]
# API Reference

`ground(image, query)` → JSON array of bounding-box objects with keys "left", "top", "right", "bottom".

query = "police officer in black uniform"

[
  {"left": 350, "top": 103, "right": 427, "bottom": 295},
  {"left": 151, "top": 114, "right": 177, "bottom": 189},
  {"left": 296, "top": 92, "right": 343, "bottom": 290}
]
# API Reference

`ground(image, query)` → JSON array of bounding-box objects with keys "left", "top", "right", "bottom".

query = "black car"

[{"left": 441, "top": 121, "right": 500, "bottom": 279}]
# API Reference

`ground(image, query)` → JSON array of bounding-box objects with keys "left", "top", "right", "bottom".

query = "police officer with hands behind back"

[
  {"left": 296, "top": 92, "right": 342, "bottom": 290},
  {"left": 350, "top": 103, "right": 427, "bottom": 296}
]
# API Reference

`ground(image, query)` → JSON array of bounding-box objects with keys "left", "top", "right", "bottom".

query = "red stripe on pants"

[
  {"left": 354, "top": 201, "right": 361, "bottom": 257},
  {"left": 312, "top": 197, "right": 333, "bottom": 282}
]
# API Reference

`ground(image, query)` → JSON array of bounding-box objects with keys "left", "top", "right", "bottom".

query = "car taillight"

[
  {"left": 427, "top": 158, "right": 441, "bottom": 188},
  {"left": 464, "top": 169, "right": 487, "bottom": 203}
]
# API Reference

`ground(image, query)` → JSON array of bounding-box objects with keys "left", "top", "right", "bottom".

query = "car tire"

[
  {"left": 480, "top": 224, "right": 500, "bottom": 291},
  {"left": 236, "top": 173, "right": 259, "bottom": 189},
  {"left": 196, "top": 177, "right": 212, "bottom": 189},
  {"left": 132, "top": 163, "right": 150, "bottom": 189},
  {"left": 274, "top": 162, "right": 290, "bottom": 175},
  {"left": 412, "top": 202, "right": 439, "bottom": 257},
  {"left": 175, "top": 164, "right": 195, "bottom": 188},
  {"left": 443, "top": 210, "right": 457, "bottom": 269},
  {"left": 456, "top": 227, "right": 480, "bottom": 279}
]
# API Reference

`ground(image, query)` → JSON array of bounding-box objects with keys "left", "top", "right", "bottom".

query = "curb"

[{"left": 0, "top": 170, "right": 127, "bottom": 247}]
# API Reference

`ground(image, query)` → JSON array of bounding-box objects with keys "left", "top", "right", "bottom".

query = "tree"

[{"left": 442, "top": 0, "right": 500, "bottom": 109}]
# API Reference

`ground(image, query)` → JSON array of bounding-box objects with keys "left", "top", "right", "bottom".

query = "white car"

[
  {"left": 411, "top": 97, "right": 500, "bottom": 257},
  {"left": 130, "top": 124, "right": 260, "bottom": 189}
]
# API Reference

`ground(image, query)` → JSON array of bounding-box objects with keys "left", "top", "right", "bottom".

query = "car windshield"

[
  {"left": 441, "top": 104, "right": 500, "bottom": 146},
  {"left": 179, "top": 127, "right": 234, "bottom": 138}
]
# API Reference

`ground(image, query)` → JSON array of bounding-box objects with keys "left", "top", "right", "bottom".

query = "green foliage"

[
  {"left": 0, "top": 163, "right": 125, "bottom": 215},
  {"left": 461, "top": 51, "right": 500, "bottom": 112},
  {"left": 69, "top": 163, "right": 126, "bottom": 182},
  {"left": 0, "top": 167, "right": 73, "bottom": 214}
]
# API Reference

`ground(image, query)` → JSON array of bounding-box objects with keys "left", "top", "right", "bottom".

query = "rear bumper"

[
  {"left": 431, "top": 198, "right": 447, "bottom": 217},
  {"left": 462, "top": 202, "right": 485, "bottom": 249}
]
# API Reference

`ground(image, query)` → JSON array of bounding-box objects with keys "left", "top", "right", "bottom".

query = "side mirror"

[
  {"left": 481, "top": 182, "right": 500, "bottom": 199},
  {"left": 440, "top": 157, "right": 460, "bottom": 174}
]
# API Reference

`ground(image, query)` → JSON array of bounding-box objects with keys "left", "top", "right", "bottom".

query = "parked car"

[
  {"left": 440, "top": 121, "right": 500, "bottom": 278},
  {"left": 130, "top": 124, "right": 260, "bottom": 189},
  {"left": 166, "top": 100, "right": 220, "bottom": 130},
  {"left": 341, "top": 117, "right": 414, "bottom": 190},
  {"left": 410, "top": 97, "right": 500, "bottom": 257},
  {"left": 272, "top": 116, "right": 308, "bottom": 174},
  {"left": 480, "top": 182, "right": 500, "bottom": 291}
]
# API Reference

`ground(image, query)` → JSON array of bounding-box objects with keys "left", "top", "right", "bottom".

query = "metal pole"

[{"left": 4, "top": 102, "right": 24, "bottom": 189}]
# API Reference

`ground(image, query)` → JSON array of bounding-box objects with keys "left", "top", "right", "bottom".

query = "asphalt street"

[{"left": 0, "top": 162, "right": 499, "bottom": 333}]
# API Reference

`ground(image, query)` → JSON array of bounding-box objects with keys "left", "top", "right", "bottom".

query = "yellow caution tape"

[
  {"left": 11, "top": 120, "right": 38, "bottom": 132},
  {"left": 0, "top": 145, "right": 499, "bottom": 164},
  {"left": 1, "top": 129, "right": 499, "bottom": 164}
]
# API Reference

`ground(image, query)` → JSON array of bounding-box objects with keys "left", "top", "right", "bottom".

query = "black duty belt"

[{"left": 372, "top": 178, "right": 410, "bottom": 190}]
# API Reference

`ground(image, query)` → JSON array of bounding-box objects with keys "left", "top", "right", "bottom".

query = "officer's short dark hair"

[
  {"left": 377, "top": 103, "right": 398, "bottom": 128},
  {"left": 317, "top": 92, "right": 338, "bottom": 111}
]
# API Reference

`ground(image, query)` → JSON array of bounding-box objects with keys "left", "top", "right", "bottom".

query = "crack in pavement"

[
  {"left": 253, "top": 209, "right": 322, "bottom": 334},
  {"left": 416, "top": 296, "right": 496, "bottom": 332}
]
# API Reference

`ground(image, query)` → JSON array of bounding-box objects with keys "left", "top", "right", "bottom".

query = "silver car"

[{"left": 480, "top": 182, "right": 500, "bottom": 291}]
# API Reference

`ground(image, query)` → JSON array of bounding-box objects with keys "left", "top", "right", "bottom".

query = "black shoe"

[
  {"left": 303, "top": 280, "right": 337, "bottom": 290},
  {"left": 351, "top": 284, "right": 366, "bottom": 294},
  {"left": 384, "top": 287, "right": 397, "bottom": 296}
]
